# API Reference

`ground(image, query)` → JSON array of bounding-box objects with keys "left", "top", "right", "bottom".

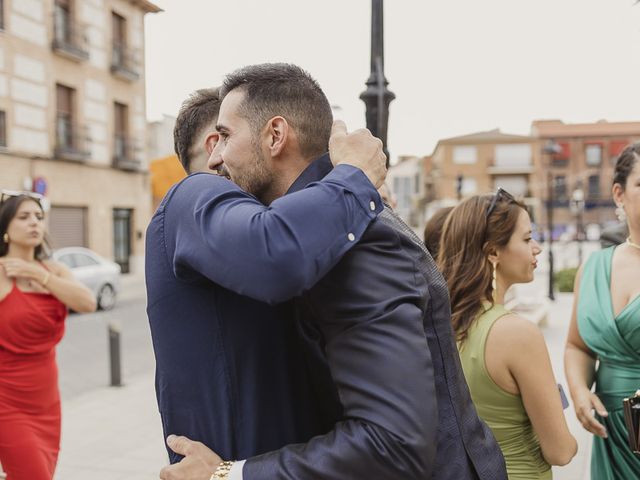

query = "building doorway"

[{"left": 113, "top": 208, "right": 132, "bottom": 273}]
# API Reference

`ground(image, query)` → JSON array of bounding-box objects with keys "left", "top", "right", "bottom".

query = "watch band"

[{"left": 210, "top": 461, "right": 235, "bottom": 479}]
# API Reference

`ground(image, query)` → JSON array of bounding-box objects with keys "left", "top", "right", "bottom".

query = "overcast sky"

[{"left": 144, "top": 0, "right": 640, "bottom": 162}]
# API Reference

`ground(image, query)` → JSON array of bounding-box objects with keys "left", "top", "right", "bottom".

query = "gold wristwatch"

[{"left": 210, "top": 461, "right": 235, "bottom": 479}]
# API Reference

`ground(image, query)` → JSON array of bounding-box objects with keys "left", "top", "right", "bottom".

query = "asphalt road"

[{"left": 56, "top": 292, "right": 155, "bottom": 401}]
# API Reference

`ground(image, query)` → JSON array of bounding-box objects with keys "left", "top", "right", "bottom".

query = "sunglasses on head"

[
  {"left": 1, "top": 189, "right": 45, "bottom": 207},
  {"left": 486, "top": 188, "right": 516, "bottom": 218}
]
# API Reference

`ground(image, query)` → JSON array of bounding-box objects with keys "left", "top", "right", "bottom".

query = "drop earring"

[
  {"left": 615, "top": 203, "right": 626, "bottom": 222},
  {"left": 492, "top": 261, "right": 498, "bottom": 303}
]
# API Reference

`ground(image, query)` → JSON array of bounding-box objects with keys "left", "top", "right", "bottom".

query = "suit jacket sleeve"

[
  {"left": 163, "top": 165, "right": 382, "bottom": 304},
  {"left": 242, "top": 223, "right": 438, "bottom": 479}
]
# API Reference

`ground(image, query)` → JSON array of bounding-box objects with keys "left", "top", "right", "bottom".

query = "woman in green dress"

[
  {"left": 565, "top": 143, "right": 640, "bottom": 479},
  {"left": 439, "top": 190, "right": 577, "bottom": 479}
]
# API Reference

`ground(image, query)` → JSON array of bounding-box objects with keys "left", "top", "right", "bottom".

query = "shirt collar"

[{"left": 286, "top": 153, "right": 333, "bottom": 195}]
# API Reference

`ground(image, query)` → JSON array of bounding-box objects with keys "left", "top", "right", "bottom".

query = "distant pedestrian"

[
  {"left": 0, "top": 191, "right": 96, "bottom": 480},
  {"left": 564, "top": 143, "right": 640, "bottom": 479},
  {"left": 439, "top": 189, "right": 577, "bottom": 479}
]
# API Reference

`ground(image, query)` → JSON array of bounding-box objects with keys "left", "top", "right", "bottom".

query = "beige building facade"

[
  {"left": 532, "top": 119, "right": 640, "bottom": 236},
  {"left": 418, "top": 120, "right": 640, "bottom": 238},
  {"left": 427, "top": 129, "right": 542, "bottom": 222},
  {"left": 0, "top": 0, "right": 160, "bottom": 273}
]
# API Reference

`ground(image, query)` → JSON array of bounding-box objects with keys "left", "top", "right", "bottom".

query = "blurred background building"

[
  {"left": 0, "top": 0, "right": 160, "bottom": 273},
  {"left": 147, "top": 113, "right": 184, "bottom": 210},
  {"left": 391, "top": 119, "right": 640, "bottom": 242},
  {"left": 531, "top": 119, "right": 640, "bottom": 240}
]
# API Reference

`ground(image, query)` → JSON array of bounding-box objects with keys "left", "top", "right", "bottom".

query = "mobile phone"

[{"left": 558, "top": 384, "right": 569, "bottom": 410}]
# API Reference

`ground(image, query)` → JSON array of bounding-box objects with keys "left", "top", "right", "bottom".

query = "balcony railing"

[
  {"left": 52, "top": 12, "right": 89, "bottom": 61},
  {"left": 113, "top": 134, "right": 142, "bottom": 170},
  {"left": 551, "top": 158, "right": 569, "bottom": 168},
  {"left": 111, "top": 44, "right": 140, "bottom": 81},
  {"left": 54, "top": 116, "right": 90, "bottom": 162}
]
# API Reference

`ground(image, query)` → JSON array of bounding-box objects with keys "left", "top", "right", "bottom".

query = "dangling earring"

[
  {"left": 615, "top": 203, "right": 627, "bottom": 222},
  {"left": 491, "top": 261, "right": 498, "bottom": 303},
  {"left": 2, "top": 233, "right": 8, "bottom": 244}
]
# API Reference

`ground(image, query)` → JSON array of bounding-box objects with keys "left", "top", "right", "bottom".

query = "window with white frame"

[
  {"left": 585, "top": 144, "right": 602, "bottom": 166},
  {"left": 453, "top": 145, "right": 477, "bottom": 165},
  {"left": 494, "top": 144, "right": 532, "bottom": 167},
  {"left": 461, "top": 177, "right": 477, "bottom": 196},
  {"left": 493, "top": 175, "right": 528, "bottom": 197},
  {"left": 393, "top": 176, "right": 412, "bottom": 211}
]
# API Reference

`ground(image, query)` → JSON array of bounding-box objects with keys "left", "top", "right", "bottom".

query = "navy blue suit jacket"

[
  {"left": 243, "top": 156, "right": 508, "bottom": 479},
  {"left": 146, "top": 166, "right": 382, "bottom": 462}
]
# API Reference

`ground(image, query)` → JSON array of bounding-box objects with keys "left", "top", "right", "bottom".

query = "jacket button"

[{"left": 347, "top": 233, "right": 355, "bottom": 242}]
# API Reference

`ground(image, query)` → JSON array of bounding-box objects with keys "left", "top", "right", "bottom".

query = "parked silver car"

[{"left": 53, "top": 247, "right": 121, "bottom": 310}]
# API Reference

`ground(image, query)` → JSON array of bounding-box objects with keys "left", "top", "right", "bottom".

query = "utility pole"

[{"left": 543, "top": 139, "right": 562, "bottom": 301}]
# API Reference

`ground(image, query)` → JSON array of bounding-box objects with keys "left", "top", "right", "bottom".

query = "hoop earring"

[
  {"left": 492, "top": 261, "right": 498, "bottom": 303},
  {"left": 615, "top": 203, "right": 627, "bottom": 222},
  {"left": 2, "top": 233, "right": 8, "bottom": 244}
]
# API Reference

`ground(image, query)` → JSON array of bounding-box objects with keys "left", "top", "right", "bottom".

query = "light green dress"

[
  {"left": 578, "top": 246, "right": 640, "bottom": 480},
  {"left": 459, "top": 304, "right": 552, "bottom": 479}
]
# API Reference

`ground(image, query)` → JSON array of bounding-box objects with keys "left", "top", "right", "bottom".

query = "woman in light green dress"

[
  {"left": 565, "top": 143, "right": 640, "bottom": 479},
  {"left": 439, "top": 190, "right": 577, "bottom": 479}
]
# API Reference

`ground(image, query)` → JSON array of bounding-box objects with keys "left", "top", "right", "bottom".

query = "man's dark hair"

[
  {"left": 220, "top": 63, "right": 333, "bottom": 160},
  {"left": 613, "top": 142, "right": 640, "bottom": 190},
  {"left": 174, "top": 87, "right": 221, "bottom": 173}
]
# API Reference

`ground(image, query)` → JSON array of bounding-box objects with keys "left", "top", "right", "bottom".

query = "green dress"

[
  {"left": 459, "top": 304, "right": 552, "bottom": 479},
  {"left": 578, "top": 246, "right": 640, "bottom": 479}
]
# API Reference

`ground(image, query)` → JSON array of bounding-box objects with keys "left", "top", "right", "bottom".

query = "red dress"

[{"left": 0, "top": 281, "right": 66, "bottom": 480}]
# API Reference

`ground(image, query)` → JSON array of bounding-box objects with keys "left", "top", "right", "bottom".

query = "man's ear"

[
  {"left": 265, "top": 116, "right": 289, "bottom": 157},
  {"left": 204, "top": 132, "right": 219, "bottom": 155}
]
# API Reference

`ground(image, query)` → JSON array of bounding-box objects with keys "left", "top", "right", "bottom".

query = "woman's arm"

[
  {"left": 564, "top": 266, "right": 608, "bottom": 438},
  {"left": 490, "top": 314, "right": 577, "bottom": 466},
  {"left": 42, "top": 260, "right": 97, "bottom": 313},
  {"left": 0, "top": 257, "right": 96, "bottom": 312}
]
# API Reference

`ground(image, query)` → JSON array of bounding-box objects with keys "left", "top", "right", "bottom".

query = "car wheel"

[{"left": 97, "top": 284, "right": 117, "bottom": 311}]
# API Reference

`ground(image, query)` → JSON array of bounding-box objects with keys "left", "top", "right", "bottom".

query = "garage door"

[{"left": 49, "top": 206, "right": 87, "bottom": 249}]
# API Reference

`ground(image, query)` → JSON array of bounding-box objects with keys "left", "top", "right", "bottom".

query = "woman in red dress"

[{"left": 0, "top": 192, "right": 96, "bottom": 480}]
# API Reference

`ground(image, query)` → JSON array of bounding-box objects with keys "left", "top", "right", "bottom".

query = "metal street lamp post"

[
  {"left": 571, "top": 186, "right": 585, "bottom": 266},
  {"left": 543, "top": 140, "right": 562, "bottom": 301},
  {"left": 360, "top": 0, "right": 395, "bottom": 167}
]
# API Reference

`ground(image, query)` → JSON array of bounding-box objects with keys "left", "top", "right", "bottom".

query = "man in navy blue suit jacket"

[
  {"left": 147, "top": 86, "right": 388, "bottom": 466},
  {"left": 159, "top": 64, "right": 507, "bottom": 480}
]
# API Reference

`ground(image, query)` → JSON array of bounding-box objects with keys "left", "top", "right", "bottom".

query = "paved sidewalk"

[
  {"left": 545, "top": 292, "right": 592, "bottom": 480},
  {"left": 54, "top": 271, "right": 168, "bottom": 480},
  {"left": 55, "top": 374, "right": 166, "bottom": 480}
]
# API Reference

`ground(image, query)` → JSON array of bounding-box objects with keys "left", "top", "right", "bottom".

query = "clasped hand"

[{"left": 0, "top": 258, "right": 46, "bottom": 283}]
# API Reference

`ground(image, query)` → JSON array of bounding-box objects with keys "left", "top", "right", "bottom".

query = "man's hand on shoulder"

[
  {"left": 329, "top": 120, "right": 387, "bottom": 188},
  {"left": 160, "top": 435, "right": 222, "bottom": 480}
]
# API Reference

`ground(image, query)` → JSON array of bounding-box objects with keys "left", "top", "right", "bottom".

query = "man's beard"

[{"left": 231, "top": 146, "right": 274, "bottom": 203}]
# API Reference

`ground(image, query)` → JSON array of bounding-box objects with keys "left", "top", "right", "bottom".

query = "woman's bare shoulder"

[{"left": 490, "top": 312, "right": 545, "bottom": 351}]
